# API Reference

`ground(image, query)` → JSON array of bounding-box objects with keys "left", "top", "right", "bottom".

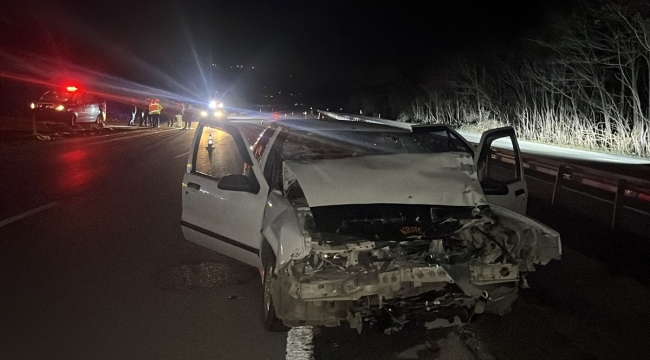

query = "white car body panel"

[
  {"left": 181, "top": 124, "right": 268, "bottom": 268},
  {"left": 182, "top": 171, "right": 265, "bottom": 266},
  {"left": 283, "top": 153, "right": 488, "bottom": 208},
  {"left": 486, "top": 181, "right": 527, "bottom": 215},
  {"left": 261, "top": 190, "right": 309, "bottom": 267}
]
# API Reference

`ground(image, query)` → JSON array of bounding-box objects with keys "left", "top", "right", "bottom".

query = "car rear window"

[
  {"left": 39, "top": 91, "right": 70, "bottom": 102},
  {"left": 282, "top": 130, "right": 471, "bottom": 161}
]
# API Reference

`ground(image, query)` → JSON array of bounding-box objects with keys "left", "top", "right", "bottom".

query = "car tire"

[{"left": 262, "top": 243, "right": 289, "bottom": 332}]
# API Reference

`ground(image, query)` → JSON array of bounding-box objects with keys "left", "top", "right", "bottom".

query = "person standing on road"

[
  {"left": 173, "top": 101, "right": 183, "bottom": 128},
  {"left": 177, "top": 101, "right": 184, "bottom": 127},
  {"left": 167, "top": 101, "right": 178, "bottom": 127},
  {"left": 141, "top": 98, "right": 150, "bottom": 126},
  {"left": 129, "top": 100, "right": 138, "bottom": 126},
  {"left": 184, "top": 103, "right": 194, "bottom": 130},
  {"left": 149, "top": 99, "right": 162, "bottom": 128}
]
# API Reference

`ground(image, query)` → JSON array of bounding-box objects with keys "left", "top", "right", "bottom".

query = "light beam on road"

[{"left": 285, "top": 326, "right": 314, "bottom": 360}]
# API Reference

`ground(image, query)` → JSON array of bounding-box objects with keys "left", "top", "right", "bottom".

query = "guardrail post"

[
  {"left": 611, "top": 179, "right": 627, "bottom": 230},
  {"left": 551, "top": 165, "right": 566, "bottom": 206}
]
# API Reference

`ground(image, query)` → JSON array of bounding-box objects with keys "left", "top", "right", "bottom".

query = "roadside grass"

[{"left": 407, "top": 99, "right": 650, "bottom": 159}]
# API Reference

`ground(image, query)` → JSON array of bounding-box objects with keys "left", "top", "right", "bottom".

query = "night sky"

[{"left": 0, "top": 0, "right": 564, "bottom": 106}]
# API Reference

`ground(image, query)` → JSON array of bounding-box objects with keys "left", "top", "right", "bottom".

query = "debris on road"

[
  {"left": 396, "top": 330, "right": 477, "bottom": 360},
  {"left": 424, "top": 340, "right": 441, "bottom": 352},
  {"left": 459, "top": 327, "right": 495, "bottom": 360},
  {"left": 150, "top": 261, "right": 255, "bottom": 290}
]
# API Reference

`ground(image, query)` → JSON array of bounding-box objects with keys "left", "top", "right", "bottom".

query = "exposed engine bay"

[{"left": 269, "top": 192, "right": 562, "bottom": 333}]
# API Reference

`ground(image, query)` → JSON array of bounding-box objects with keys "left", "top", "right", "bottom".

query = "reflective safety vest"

[{"left": 149, "top": 102, "right": 162, "bottom": 114}]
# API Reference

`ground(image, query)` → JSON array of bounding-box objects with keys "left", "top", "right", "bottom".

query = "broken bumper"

[{"left": 271, "top": 261, "right": 520, "bottom": 331}]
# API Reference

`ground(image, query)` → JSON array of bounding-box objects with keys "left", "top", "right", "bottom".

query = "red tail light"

[
  {"left": 639, "top": 192, "right": 650, "bottom": 203},
  {"left": 273, "top": 112, "right": 278, "bottom": 120}
]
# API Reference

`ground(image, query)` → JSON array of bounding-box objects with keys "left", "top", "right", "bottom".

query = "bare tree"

[{"left": 408, "top": 0, "right": 650, "bottom": 158}]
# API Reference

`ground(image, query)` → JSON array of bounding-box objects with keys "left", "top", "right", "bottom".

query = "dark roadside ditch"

[{"left": 479, "top": 197, "right": 650, "bottom": 360}]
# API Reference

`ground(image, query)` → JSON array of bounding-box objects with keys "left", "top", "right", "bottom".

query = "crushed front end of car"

[
  {"left": 265, "top": 153, "right": 561, "bottom": 333},
  {"left": 270, "top": 204, "right": 560, "bottom": 333}
]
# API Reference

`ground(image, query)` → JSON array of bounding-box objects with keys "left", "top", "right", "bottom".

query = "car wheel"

[{"left": 262, "top": 248, "right": 289, "bottom": 332}]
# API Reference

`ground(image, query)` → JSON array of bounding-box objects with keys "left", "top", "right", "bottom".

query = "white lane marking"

[
  {"left": 174, "top": 151, "right": 189, "bottom": 159},
  {"left": 286, "top": 326, "right": 314, "bottom": 360},
  {"left": 0, "top": 202, "right": 59, "bottom": 229}
]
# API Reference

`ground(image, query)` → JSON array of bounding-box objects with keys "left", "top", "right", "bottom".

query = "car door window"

[
  {"left": 84, "top": 94, "right": 97, "bottom": 103},
  {"left": 479, "top": 139, "right": 521, "bottom": 185},
  {"left": 263, "top": 130, "right": 288, "bottom": 190},
  {"left": 475, "top": 127, "right": 527, "bottom": 214},
  {"left": 252, "top": 128, "right": 273, "bottom": 163},
  {"left": 485, "top": 147, "right": 518, "bottom": 183},
  {"left": 420, "top": 130, "right": 472, "bottom": 153},
  {"left": 194, "top": 126, "right": 247, "bottom": 180}
]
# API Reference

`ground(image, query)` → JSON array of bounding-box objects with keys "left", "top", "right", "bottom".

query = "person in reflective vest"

[{"left": 149, "top": 99, "right": 163, "bottom": 127}]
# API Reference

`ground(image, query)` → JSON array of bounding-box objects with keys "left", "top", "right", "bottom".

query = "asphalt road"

[
  {"left": 1, "top": 123, "right": 649, "bottom": 360},
  {"left": 0, "top": 127, "right": 286, "bottom": 359}
]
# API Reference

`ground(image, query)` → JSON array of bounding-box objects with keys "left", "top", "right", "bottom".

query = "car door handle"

[
  {"left": 515, "top": 189, "right": 526, "bottom": 197},
  {"left": 187, "top": 182, "right": 201, "bottom": 191}
]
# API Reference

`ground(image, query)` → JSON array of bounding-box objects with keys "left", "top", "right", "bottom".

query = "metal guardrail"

[
  {"left": 487, "top": 151, "right": 650, "bottom": 230},
  {"left": 318, "top": 111, "right": 650, "bottom": 236}
]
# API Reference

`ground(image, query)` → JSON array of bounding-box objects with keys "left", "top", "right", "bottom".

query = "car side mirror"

[
  {"left": 480, "top": 178, "right": 509, "bottom": 195},
  {"left": 217, "top": 174, "right": 259, "bottom": 193}
]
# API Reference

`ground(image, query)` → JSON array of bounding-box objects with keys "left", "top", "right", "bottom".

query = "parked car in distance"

[{"left": 30, "top": 86, "right": 106, "bottom": 127}]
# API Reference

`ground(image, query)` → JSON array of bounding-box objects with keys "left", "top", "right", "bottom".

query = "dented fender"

[
  {"left": 489, "top": 204, "right": 562, "bottom": 268},
  {"left": 261, "top": 190, "right": 309, "bottom": 268}
]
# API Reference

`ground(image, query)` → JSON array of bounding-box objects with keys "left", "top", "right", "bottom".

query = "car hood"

[{"left": 282, "top": 152, "right": 487, "bottom": 207}]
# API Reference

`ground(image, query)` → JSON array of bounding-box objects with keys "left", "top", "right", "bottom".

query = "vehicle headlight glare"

[
  {"left": 55, "top": 105, "right": 65, "bottom": 111},
  {"left": 217, "top": 102, "right": 224, "bottom": 108},
  {"left": 30, "top": 102, "right": 35, "bottom": 109},
  {"left": 215, "top": 110, "right": 223, "bottom": 117},
  {"left": 200, "top": 110, "right": 208, "bottom": 117}
]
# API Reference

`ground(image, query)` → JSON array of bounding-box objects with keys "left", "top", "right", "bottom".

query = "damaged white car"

[{"left": 181, "top": 118, "right": 561, "bottom": 333}]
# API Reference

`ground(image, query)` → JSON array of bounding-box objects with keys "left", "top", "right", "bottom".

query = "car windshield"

[
  {"left": 39, "top": 91, "right": 71, "bottom": 102},
  {"left": 282, "top": 130, "right": 472, "bottom": 161}
]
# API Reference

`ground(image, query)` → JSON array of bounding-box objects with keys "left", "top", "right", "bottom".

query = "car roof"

[{"left": 272, "top": 119, "right": 413, "bottom": 133}]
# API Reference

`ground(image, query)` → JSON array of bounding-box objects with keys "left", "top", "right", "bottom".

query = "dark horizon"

[{"left": 0, "top": 0, "right": 569, "bottom": 108}]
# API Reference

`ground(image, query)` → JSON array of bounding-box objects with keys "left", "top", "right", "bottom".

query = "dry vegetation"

[{"left": 405, "top": 1, "right": 650, "bottom": 158}]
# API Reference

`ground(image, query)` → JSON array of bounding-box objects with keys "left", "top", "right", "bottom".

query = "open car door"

[
  {"left": 181, "top": 122, "right": 268, "bottom": 267},
  {"left": 475, "top": 127, "right": 528, "bottom": 215}
]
